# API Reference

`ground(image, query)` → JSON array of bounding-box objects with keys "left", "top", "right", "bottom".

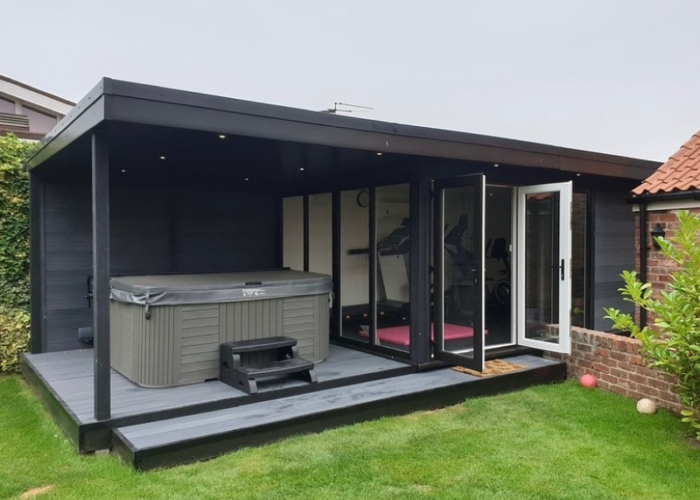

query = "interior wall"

[
  {"left": 592, "top": 191, "right": 636, "bottom": 330},
  {"left": 41, "top": 183, "right": 279, "bottom": 352},
  {"left": 282, "top": 186, "right": 411, "bottom": 307}
]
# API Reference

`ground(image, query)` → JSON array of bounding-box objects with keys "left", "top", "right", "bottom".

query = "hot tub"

[{"left": 109, "top": 270, "right": 332, "bottom": 387}]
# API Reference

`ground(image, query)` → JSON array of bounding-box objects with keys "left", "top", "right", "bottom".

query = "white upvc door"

[{"left": 516, "top": 182, "right": 572, "bottom": 354}]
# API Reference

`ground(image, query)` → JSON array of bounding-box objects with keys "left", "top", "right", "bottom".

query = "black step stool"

[{"left": 219, "top": 336, "right": 317, "bottom": 395}]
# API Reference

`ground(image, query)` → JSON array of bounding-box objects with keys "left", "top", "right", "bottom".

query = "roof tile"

[{"left": 632, "top": 129, "right": 700, "bottom": 195}]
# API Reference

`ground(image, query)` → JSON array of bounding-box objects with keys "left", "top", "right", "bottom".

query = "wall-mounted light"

[{"left": 650, "top": 223, "right": 665, "bottom": 249}]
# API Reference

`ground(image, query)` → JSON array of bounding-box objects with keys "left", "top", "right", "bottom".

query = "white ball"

[{"left": 637, "top": 398, "right": 657, "bottom": 414}]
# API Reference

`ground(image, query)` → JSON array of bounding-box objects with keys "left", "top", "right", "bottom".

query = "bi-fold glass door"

[
  {"left": 432, "top": 177, "right": 573, "bottom": 370},
  {"left": 433, "top": 174, "right": 486, "bottom": 371}
]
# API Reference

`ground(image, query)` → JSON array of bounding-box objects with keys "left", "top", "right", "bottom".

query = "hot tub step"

[
  {"left": 220, "top": 336, "right": 317, "bottom": 394},
  {"left": 229, "top": 359, "right": 317, "bottom": 395}
]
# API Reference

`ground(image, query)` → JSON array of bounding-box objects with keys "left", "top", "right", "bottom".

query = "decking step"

[{"left": 112, "top": 357, "right": 566, "bottom": 470}]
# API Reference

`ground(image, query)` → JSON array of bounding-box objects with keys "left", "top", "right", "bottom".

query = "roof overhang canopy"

[{"left": 27, "top": 78, "right": 661, "bottom": 189}]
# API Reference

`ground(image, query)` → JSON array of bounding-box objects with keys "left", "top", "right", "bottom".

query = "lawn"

[{"left": 1, "top": 376, "right": 698, "bottom": 500}]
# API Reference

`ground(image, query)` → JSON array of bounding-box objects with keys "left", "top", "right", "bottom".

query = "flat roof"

[{"left": 27, "top": 77, "right": 660, "bottom": 180}]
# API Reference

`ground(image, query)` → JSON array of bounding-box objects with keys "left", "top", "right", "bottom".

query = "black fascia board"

[
  {"left": 27, "top": 77, "right": 661, "bottom": 179},
  {"left": 26, "top": 79, "right": 109, "bottom": 170}
]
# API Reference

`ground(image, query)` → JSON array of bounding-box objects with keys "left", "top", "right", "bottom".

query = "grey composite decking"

[
  {"left": 113, "top": 354, "right": 564, "bottom": 469},
  {"left": 23, "top": 344, "right": 409, "bottom": 425}
]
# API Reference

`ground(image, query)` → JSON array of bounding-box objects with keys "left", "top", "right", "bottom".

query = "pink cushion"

[{"left": 359, "top": 323, "right": 485, "bottom": 346}]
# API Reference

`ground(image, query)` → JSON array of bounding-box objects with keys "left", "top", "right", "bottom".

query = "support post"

[
  {"left": 303, "top": 195, "right": 310, "bottom": 272},
  {"left": 409, "top": 167, "right": 431, "bottom": 363},
  {"left": 92, "top": 130, "right": 111, "bottom": 421},
  {"left": 331, "top": 191, "right": 341, "bottom": 338},
  {"left": 29, "top": 170, "right": 45, "bottom": 354},
  {"left": 369, "top": 187, "right": 377, "bottom": 346}
]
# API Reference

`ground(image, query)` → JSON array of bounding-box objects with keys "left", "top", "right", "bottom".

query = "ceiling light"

[
  {"left": 493, "top": 163, "right": 499, "bottom": 168},
  {"left": 576, "top": 173, "right": 582, "bottom": 177},
  {"left": 121, "top": 169, "right": 126, "bottom": 173},
  {"left": 218, "top": 134, "right": 226, "bottom": 139},
  {"left": 244, "top": 177, "right": 250, "bottom": 181},
  {"left": 376, "top": 152, "right": 383, "bottom": 156},
  {"left": 159, "top": 155, "right": 166, "bottom": 160},
  {"left": 299, "top": 167, "right": 305, "bottom": 171}
]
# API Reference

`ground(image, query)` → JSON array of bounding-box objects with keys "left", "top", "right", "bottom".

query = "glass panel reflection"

[
  {"left": 440, "top": 185, "right": 476, "bottom": 359},
  {"left": 524, "top": 191, "right": 560, "bottom": 343}
]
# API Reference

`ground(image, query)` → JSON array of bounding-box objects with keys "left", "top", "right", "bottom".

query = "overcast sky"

[{"left": 3, "top": 1, "right": 699, "bottom": 161}]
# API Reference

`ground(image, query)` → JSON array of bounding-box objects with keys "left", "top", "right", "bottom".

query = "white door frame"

[{"left": 516, "top": 182, "right": 572, "bottom": 354}]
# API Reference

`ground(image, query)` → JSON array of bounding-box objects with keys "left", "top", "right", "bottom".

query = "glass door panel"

[
  {"left": 434, "top": 175, "right": 485, "bottom": 370},
  {"left": 517, "top": 182, "right": 572, "bottom": 354}
]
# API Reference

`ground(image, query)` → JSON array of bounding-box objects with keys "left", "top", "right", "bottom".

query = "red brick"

[
  {"left": 593, "top": 363, "right": 611, "bottom": 374},
  {"left": 629, "top": 373, "right": 648, "bottom": 385},
  {"left": 609, "top": 367, "right": 628, "bottom": 380},
  {"left": 610, "top": 351, "right": 628, "bottom": 362},
  {"left": 628, "top": 354, "right": 644, "bottom": 365}
]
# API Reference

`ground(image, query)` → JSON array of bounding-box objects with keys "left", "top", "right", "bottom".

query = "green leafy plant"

[
  {"left": 0, "top": 306, "right": 30, "bottom": 373},
  {"left": 605, "top": 210, "right": 700, "bottom": 440},
  {"left": 0, "top": 134, "right": 37, "bottom": 308},
  {"left": 0, "top": 133, "right": 37, "bottom": 374}
]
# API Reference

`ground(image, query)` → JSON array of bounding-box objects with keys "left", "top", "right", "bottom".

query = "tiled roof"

[{"left": 632, "top": 130, "right": 700, "bottom": 195}]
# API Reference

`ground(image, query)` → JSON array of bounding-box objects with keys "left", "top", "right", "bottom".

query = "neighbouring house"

[
  {"left": 630, "top": 129, "right": 700, "bottom": 318},
  {"left": 0, "top": 74, "right": 74, "bottom": 140},
  {"left": 22, "top": 78, "right": 661, "bottom": 468}
]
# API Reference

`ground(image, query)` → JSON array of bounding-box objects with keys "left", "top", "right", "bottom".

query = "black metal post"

[
  {"left": 303, "top": 195, "right": 310, "bottom": 272},
  {"left": 331, "top": 191, "right": 341, "bottom": 338},
  {"left": 369, "top": 187, "right": 377, "bottom": 346},
  {"left": 409, "top": 168, "right": 431, "bottom": 363},
  {"left": 92, "top": 130, "right": 111, "bottom": 421},
  {"left": 29, "top": 170, "right": 45, "bottom": 354}
]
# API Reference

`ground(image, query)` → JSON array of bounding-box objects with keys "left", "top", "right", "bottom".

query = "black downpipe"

[{"left": 639, "top": 203, "right": 647, "bottom": 328}]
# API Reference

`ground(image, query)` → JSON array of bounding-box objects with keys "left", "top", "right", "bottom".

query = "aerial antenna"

[{"left": 322, "top": 102, "right": 374, "bottom": 114}]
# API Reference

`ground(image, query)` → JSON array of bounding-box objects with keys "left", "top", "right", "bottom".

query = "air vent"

[{"left": 0, "top": 112, "right": 29, "bottom": 128}]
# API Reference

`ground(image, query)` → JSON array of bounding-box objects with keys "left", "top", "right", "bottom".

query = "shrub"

[
  {"left": 0, "top": 306, "right": 30, "bottom": 373},
  {"left": 0, "top": 133, "right": 37, "bottom": 307},
  {"left": 0, "top": 134, "right": 37, "bottom": 374},
  {"left": 605, "top": 210, "right": 700, "bottom": 440}
]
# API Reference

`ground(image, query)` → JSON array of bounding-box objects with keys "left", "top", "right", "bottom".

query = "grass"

[{"left": 1, "top": 376, "right": 698, "bottom": 500}]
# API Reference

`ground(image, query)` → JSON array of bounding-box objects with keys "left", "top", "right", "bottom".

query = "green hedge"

[
  {"left": 0, "top": 134, "right": 37, "bottom": 373},
  {"left": 0, "top": 306, "right": 30, "bottom": 373}
]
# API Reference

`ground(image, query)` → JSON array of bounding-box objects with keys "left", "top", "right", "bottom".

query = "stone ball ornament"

[{"left": 637, "top": 398, "right": 657, "bottom": 414}]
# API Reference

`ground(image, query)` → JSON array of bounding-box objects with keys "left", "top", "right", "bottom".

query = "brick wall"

[
  {"left": 546, "top": 327, "right": 681, "bottom": 413},
  {"left": 636, "top": 207, "right": 700, "bottom": 295}
]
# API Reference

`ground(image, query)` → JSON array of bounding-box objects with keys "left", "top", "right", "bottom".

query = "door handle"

[
  {"left": 551, "top": 260, "right": 565, "bottom": 281},
  {"left": 560, "top": 259, "right": 565, "bottom": 281}
]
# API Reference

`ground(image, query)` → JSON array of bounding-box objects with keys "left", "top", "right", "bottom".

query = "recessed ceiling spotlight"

[
  {"left": 218, "top": 134, "right": 226, "bottom": 139},
  {"left": 159, "top": 155, "right": 166, "bottom": 160},
  {"left": 244, "top": 177, "right": 250, "bottom": 181},
  {"left": 576, "top": 173, "right": 582, "bottom": 177},
  {"left": 299, "top": 167, "right": 305, "bottom": 171},
  {"left": 493, "top": 163, "right": 499, "bottom": 168},
  {"left": 121, "top": 169, "right": 126, "bottom": 173},
  {"left": 376, "top": 152, "right": 383, "bottom": 156}
]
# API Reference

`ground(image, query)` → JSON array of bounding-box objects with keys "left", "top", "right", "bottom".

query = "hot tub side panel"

[{"left": 111, "top": 293, "right": 330, "bottom": 387}]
